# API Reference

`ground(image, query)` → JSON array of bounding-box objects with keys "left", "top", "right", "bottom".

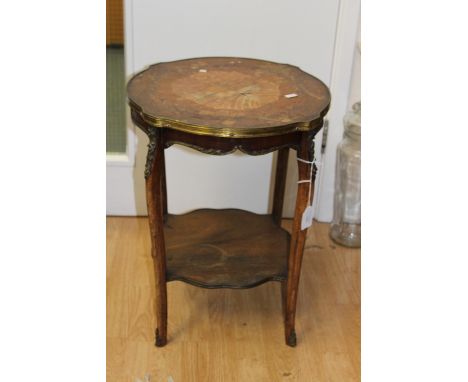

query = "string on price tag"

[{"left": 297, "top": 157, "right": 321, "bottom": 230}]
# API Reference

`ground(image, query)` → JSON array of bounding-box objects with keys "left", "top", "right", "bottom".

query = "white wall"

[{"left": 128, "top": 0, "right": 341, "bottom": 215}]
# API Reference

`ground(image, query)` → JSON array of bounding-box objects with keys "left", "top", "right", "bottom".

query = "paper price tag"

[{"left": 301, "top": 205, "right": 314, "bottom": 230}]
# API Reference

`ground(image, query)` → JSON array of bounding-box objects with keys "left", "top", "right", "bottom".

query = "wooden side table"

[{"left": 127, "top": 57, "right": 330, "bottom": 347}]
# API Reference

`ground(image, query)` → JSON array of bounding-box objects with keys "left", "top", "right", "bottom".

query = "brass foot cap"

[
  {"left": 155, "top": 329, "right": 167, "bottom": 347},
  {"left": 286, "top": 330, "right": 297, "bottom": 347}
]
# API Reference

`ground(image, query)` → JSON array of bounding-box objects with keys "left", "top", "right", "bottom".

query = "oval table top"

[{"left": 127, "top": 57, "right": 330, "bottom": 138}]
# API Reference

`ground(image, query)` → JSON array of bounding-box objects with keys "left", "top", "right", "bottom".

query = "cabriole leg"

[
  {"left": 284, "top": 132, "right": 316, "bottom": 347},
  {"left": 145, "top": 128, "right": 168, "bottom": 347}
]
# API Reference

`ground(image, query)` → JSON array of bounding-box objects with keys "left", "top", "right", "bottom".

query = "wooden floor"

[{"left": 107, "top": 217, "right": 360, "bottom": 382}]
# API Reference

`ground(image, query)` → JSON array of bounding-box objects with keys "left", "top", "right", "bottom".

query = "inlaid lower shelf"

[{"left": 164, "top": 209, "right": 290, "bottom": 289}]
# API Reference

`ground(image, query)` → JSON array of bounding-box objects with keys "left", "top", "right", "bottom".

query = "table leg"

[
  {"left": 145, "top": 128, "right": 168, "bottom": 347},
  {"left": 272, "top": 147, "right": 289, "bottom": 226},
  {"left": 284, "top": 132, "right": 315, "bottom": 347}
]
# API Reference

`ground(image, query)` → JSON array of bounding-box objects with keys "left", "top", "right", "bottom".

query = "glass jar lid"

[{"left": 344, "top": 101, "right": 361, "bottom": 136}]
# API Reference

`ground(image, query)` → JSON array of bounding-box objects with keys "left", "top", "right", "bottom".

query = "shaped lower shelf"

[{"left": 163, "top": 209, "right": 290, "bottom": 288}]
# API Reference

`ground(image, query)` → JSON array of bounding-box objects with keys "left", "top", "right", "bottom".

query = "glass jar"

[{"left": 330, "top": 102, "right": 361, "bottom": 248}]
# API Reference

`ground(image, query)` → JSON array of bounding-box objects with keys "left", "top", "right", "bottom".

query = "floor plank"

[{"left": 107, "top": 217, "right": 360, "bottom": 382}]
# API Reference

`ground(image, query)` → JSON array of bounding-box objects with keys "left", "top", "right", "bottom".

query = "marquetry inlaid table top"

[{"left": 127, "top": 57, "right": 330, "bottom": 138}]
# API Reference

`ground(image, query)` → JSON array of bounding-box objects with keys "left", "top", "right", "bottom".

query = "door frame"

[
  {"left": 106, "top": 0, "right": 139, "bottom": 215},
  {"left": 315, "top": 0, "right": 361, "bottom": 222}
]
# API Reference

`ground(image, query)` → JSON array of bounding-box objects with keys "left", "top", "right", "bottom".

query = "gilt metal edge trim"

[
  {"left": 134, "top": 112, "right": 323, "bottom": 177},
  {"left": 129, "top": 100, "right": 329, "bottom": 139},
  {"left": 164, "top": 140, "right": 300, "bottom": 156}
]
